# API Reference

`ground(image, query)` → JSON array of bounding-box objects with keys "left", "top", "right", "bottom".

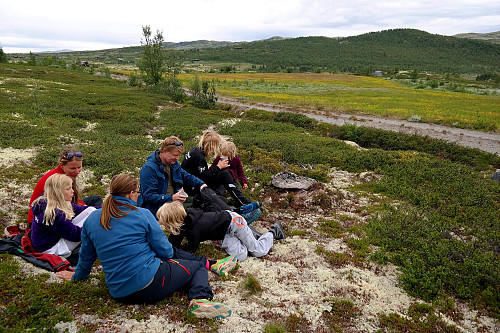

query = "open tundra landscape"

[{"left": 0, "top": 28, "right": 499, "bottom": 332}]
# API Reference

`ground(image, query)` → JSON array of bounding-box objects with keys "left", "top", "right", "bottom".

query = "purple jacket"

[
  {"left": 210, "top": 155, "right": 247, "bottom": 186},
  {"left": 30, "top": 199, "right": 89, "bottom": 253}
]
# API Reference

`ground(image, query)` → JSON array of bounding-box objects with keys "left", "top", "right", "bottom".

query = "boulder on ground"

[
  {"left": 271, "top": 171, "right": 317, "bottom": 190},
  {"left": 492, "top": 170, "right": 500, "bottom": 182}
]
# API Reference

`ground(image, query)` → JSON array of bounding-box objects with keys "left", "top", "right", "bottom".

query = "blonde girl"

[{"left": 30, "top": 174, "right": 96, "bottom": 265}]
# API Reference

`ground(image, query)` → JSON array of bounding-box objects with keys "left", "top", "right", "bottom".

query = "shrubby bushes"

[{"left": 215, "top": 108, "right": 499, "bottom": 315}]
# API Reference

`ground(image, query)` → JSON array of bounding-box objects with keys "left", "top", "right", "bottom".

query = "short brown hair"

[{"left": 160, "top": 136, "right": 184, "bottom": 154}]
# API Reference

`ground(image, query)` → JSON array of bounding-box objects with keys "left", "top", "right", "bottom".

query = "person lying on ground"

[
  {"left": 157, "top": 201, "right": 286, "bottom": 262},
  {"left": 56, "top": 173, "right": 234, "bottom": 319}
]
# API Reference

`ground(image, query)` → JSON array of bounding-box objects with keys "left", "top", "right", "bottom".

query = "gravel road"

[{"left": 218, "top": 96, "right": 500, "bottom": 155}]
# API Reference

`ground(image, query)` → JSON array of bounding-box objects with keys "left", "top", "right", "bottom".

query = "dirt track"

[{"left": 218, "top": 96, "right": 500, "bottom": 155}]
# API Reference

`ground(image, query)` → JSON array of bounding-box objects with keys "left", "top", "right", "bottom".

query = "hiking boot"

[
  {"left": 269, "top": 221, "right": 286, "bottom": 240},
  {"left": 241, "top": 208, "right": 261, "bottom": 225},
  {"left": 210, "top": 254, "right": 237, "bottom": 276},
  {"left": 188, "top": 299, "right": 232, "bottom": 319},
  {"left": 239, "top": 201, "right": 262, "bottom": 214},
  {"left": 249, "top": 225, "right": 263, "bottom": 240}
]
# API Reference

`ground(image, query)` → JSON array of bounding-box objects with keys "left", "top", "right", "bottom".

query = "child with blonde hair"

[
  {"left": 30, "top": 174, "right": 96, "bottom": 265},
  {"left": 157, "top": 200, "right": 285, "bottom": 262},
  {"left": 210, "top": 141, "right": 248, "bottom": 190},
  {"left": 182, "top": 131, "right": 253, "bottom": 207}
]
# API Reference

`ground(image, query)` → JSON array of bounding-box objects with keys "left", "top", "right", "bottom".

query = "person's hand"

[
  {"left": 217, "top": 158, "right": 229, "bottom": 169},
  {"left": 56, "top": 270, "right": 75, "bottom": 281},
  {"left": 172, "top": 190, "right": 187, "bottom": 203},
  {"left": 242, "top": 183, "right": 248, "bottom": 189}
]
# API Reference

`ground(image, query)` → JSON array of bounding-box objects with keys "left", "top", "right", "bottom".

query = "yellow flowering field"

[{"left": 180, "top": 73, "right": 500, "bottom": 131}]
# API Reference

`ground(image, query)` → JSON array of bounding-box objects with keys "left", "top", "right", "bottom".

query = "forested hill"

[{"left": 177, "top": 29, "right": 500, "bottom": 74}]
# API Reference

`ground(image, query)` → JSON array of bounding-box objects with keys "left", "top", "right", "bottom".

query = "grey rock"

[
  {"left": 271, "top": 171, "right": 317, "bottom": 190},
  {"left": 492, "top": 170, "right": 500, "bottom": 182}
]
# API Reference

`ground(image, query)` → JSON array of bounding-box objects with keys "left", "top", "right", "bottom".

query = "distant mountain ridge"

[
  {"left": 174, "top": 28, "right": 500, "bottom": 74},
  {"left": 453, "top": 31, "right": 500, "bottom": 44},
  {"left": 6, "top": 29, "right": 500, "bottom": 74}
]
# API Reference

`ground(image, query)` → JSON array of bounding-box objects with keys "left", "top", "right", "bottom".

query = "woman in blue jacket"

[{"left": 56, "top": 174, "right": 233, "bottom": 319}]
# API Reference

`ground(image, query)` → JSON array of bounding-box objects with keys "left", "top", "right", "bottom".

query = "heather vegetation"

[{"left": 0, "top": 32, "right": 499, "bottom": 330}]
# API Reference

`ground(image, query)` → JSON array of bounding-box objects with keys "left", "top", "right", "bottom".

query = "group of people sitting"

[{"left": 26, "top": 131, "right": 285, "bottom": 319}]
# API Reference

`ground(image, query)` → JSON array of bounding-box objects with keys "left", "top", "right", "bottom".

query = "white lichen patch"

[
  {"left": 56, "top": 313, "right": 191, "bottom": 333},
  {"left": 78, "top": 121, "right": 98, "bottom": 132},
  {"left": 218, "top": 117, "right": 241, "bottom": 128},
  {"left": 0, "top": 147, "right": 37, "bottom": 168},
  {"left": 76, "top": 169, "right": 96, "bottom": 192},
  {"left": 328, "top": 167, "right": 363, "bottom": 189},
  {"left": 12, "top": 256, "right": 60, "bottom": 284}
]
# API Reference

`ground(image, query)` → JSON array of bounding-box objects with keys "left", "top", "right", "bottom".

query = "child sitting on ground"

[
  {"left": 210, "top": 141, "right": 248, "bottom": 190},
  {"left": 157, "top": 201, "right": 285, "bottom": 262}
]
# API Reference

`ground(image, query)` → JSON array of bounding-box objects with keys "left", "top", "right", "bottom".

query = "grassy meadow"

[
  {"left": 180, "top": 73, "right": 500, "bottom": 131},
  {"left": 0, "top": 63, "right": 499, "bottom": 331}
]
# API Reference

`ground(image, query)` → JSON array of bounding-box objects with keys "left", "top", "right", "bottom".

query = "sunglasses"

[
  {"left": 166, "top": 142, "right": 183, "bottom": 146},
  {"left": 64, "top": 151, "right": 83, "bottom": 159}
]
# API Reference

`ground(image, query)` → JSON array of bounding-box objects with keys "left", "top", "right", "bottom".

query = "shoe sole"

[
  {"left": 212, "top": 255, "right": 237, "bottom": 276},
  {"left": 189, "top": 301, "right": 232, "bottom": 319},
  {"left": 216, "top": 256, "right": 237, "bottom": 276}
]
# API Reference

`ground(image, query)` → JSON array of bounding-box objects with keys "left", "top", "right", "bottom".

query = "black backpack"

[{"left": 193, "top": 187, "right": 232, "bottom": 212}]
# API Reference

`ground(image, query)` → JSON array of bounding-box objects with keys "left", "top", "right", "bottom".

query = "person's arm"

[
  {"left": 209, "top": 156, "right": 220, "bottom": 170},
  {"left": 143, "top": 209, "right": 174, "bottom": 260},
  {"left": 233, "top": 156, "right": 248, "bottom": 188},
  {"left": 140, "top": 164, "right": 173, "bottom": 205},
  {"left": 71, "top": 224, "right": 97, "bottom": 281},
  {"left": 180, "top": 168, "right": 205, "bottom": 190},
  {"left": 50, "top": 209, "right": 82, "bottom": 242}
]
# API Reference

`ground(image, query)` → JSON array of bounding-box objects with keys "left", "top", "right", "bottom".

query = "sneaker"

[
  {"left": 239, "top": 201, "right": 262, "bottom": 214},
  {"left": 210, "top": 254, "right": 237, "bottom": 276},
  {"left": 188, "top": 299, "right": 232, "bottom": 319},
  {"left": 241, "top": 208, "right": 261, "bottom": 225},
  {"left": 269, "top": 221, "right": 286, "bottom": 240}
]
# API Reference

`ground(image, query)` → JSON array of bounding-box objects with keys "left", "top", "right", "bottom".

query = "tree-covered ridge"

[{"left": 177, "top": 29, "right": 500, "bottom": 74}]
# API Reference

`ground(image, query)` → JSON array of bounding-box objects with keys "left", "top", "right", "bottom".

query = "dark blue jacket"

[{"left": 138, "top": 150, "right": 204, "bottom": 216}]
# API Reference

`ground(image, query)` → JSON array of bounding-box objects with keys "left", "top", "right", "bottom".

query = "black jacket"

[
  {"left": 181, "top": 147, "right": 222, "bottom": 184},
  {"left": 168, "top": 208, "right": 231, "bottom": 252}
]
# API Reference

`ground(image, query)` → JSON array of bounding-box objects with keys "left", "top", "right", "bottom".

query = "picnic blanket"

[{"left": 0, "top": 225, "right": 72, "bottom": 272}]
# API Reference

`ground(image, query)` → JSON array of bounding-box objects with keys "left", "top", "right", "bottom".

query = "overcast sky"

[{"left": 1, "top": 0, "right": 499, "bottom": 53}]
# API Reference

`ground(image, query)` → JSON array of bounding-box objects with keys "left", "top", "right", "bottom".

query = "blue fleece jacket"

[
  {"left": 72, "top": 196, "right": 174, "bottom": 298},
  {"left": 138, "top": 150, "right": 204, "bottom": 216}
]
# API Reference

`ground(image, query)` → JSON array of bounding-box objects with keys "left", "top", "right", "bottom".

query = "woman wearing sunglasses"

[{"left": 27, "top": 148, "right": 101, "bottom": 224}]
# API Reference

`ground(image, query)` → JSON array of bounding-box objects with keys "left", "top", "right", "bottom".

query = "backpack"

[{"left": 193, "top": 187, "right": 232, "bottom": 212}]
